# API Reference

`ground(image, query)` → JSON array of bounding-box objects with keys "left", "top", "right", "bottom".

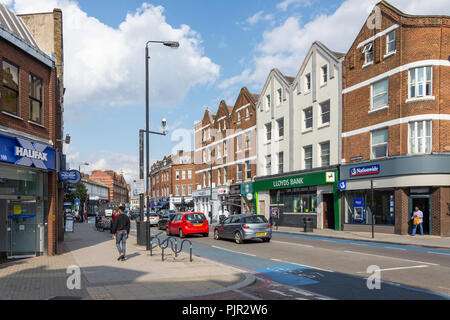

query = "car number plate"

[
  {"left": 256, "top": 232, "right": 266, "bottom": 236},
  {"left": 194, "top": 224, "right": 202, "bottom": 227}
]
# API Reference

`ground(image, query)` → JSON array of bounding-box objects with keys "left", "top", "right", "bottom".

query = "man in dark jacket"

[{"left": 112, "top": 206, "right": 130, "bottom": 261}]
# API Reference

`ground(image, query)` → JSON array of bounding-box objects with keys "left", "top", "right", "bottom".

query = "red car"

[{"left": 166, "top": 212, "right": 209, "bottom": 238}]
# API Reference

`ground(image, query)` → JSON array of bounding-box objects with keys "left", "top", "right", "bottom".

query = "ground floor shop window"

[
  {"left": 343, "top": 189, "right": 394, "bottom": 225},
  {"left": 270, "top": 188, "right": 317, "bottom": 213}
]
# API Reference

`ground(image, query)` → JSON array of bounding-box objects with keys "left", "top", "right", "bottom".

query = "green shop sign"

[{"left": 254, "top": 170, "right": 338, "bottom": 192}]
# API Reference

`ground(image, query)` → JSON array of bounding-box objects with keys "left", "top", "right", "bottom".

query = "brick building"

[
  {"left": 340, "top": 1, "right": 450, "bottom": 236},
  {"left": 150, "top": 150, "right": 195, "bottom": 211},
  {"left": 193, "top": 87, "right": 259, "bottom": 220},
  {"left": 89, "top": 170, "right": 129, "bottom": 206},
  {"left": 0, "top": 5, "right": 63, "bottom": 258}
]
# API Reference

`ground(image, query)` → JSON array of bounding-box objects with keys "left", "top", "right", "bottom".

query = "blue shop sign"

[
  {"left": 349, "top": 164, "right": 380, "bottom": 177},
  {"left": 60, "top": 170, "right": 81, "bottom": 184},
  {"left": 338, "top": 180, "right": 346, "bottom": 191},
  {"left": 0, "top": 132, "right": 55, "bottom": 170}
]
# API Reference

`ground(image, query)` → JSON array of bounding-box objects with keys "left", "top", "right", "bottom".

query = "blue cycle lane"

[{"left": 145, "top": 231, "right": 450, "bottom": 300}]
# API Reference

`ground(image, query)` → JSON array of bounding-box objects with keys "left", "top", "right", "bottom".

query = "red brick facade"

[{"left": 89, "top": 170, "right": 129, "bottom": 205}]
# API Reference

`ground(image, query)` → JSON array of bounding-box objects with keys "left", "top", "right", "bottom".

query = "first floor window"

[
  {"left": 176, "top": 185, "right": 180, "bottom": 196},
  {"left": 188, "top": 185, "right": 192, "bottom": 195},
  {"left": 223, "top": 167, "right": 228, "bottom": 184},
  {"left": 278, "top": 152, "right": 284, "bottom": 174},
  {"left": 188, "top": 169, "right": 192, "bottom": 179},
  {"left": 237, "top": 134, "right": 243, "bottom": 152},
  {"left": 371, "top": 128, "right": 388, "bottom": 159},
  {"left": 176, "top": 170, "right": 180, "bottom": 180},
  {"left": 304, "top": 145, "right": 312, "bottom": 169},
  {"left": 246, "top": 160, "right": 251, "bottom": 180},
  {"left": 277, "top": 118, "right": 284, "bottom": 138},
  {"left": 2, "top": 60, "right": 19, "bottom": 115},
  {"left": 29, "top": 74, "right": 42, "bottom": 123},
  {"left": 320, "top": 141, "right": 330, "bottom": 167},
  {"left": 372, "top": 78, "right": 389, "bottom": 109},
  {"left": 218, "top": 169, "right": 221, "bottom": 185},
  {"left": 409, "top": 120, "right": 431, "bottom": 154},
  {"left": 304, "top": 107, "right": 313, "bottom": 130},
  {"left": 386, "top": 30, "right": 396, "bottom": 54},
  {"left": 182, "top": 170, "right": 186, "bottom": 180},
  {"left": 182, "top": 185, "right": 186, "bottom": 196},
  {"left": 320, "top": 100, "right": 330, "bottom": 125},
  {"left": 265, "top": 123, "right": 272, "bottom": 142},
  {"left": 266, "top": 155, "right": 271, "bottom": 175},
  {"left": 237, "top": 164, "right": 243, "bottom": 181},
  {"left": 245, "top": 132, "right": 251, "bottom": 150}
]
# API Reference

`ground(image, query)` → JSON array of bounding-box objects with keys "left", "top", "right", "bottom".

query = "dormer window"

[
  {"left": 266, "top": 94, "right": 270, "bottom": 110},
  {"left": 305, "top": 73, "right": 311, "bottom": 92},
  {"left": 363, "top": 42, "right": 373, "bottom": 65},
  {"left": 277, "top": 88, "right": 282, "bottom": 104}
]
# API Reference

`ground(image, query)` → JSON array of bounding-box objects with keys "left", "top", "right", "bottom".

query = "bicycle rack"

[{"left": 150, "top": 233, "right": 193, "bottom": 262}]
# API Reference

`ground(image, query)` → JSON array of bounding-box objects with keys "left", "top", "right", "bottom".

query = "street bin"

[
  {"left": 304, "top": 217, "right": 314, "bottom": 232},
  {"left": 136, "top": 220, "right": 147, "bottom": 246}
]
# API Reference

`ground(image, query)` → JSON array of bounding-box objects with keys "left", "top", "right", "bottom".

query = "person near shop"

[
  {"left": 111, "top": 209, "right": 118, "bottom": 234},
  {"left": 83, "top": 211, "right": 88, "bottom": 223},
  {"left": 411, "top": 206, "right": 424, "bottom": 236},
  {"left": 112, "top": 206, "right": 130, "bottom": 261},
  {"left": 269, "top": 208, "right": 275, "bottom": 226}
]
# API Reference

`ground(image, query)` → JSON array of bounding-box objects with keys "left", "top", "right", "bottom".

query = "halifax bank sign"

[{"left": 0, "top": 133, "right": 55, "bottom": 171}]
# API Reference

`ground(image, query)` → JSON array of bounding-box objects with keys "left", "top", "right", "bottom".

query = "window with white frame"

[
  {"left": 237, "top": 164, "right": 243, "bottom": 181},
  {"left": 203, "top": 173, "right": 206, "bottom": 187},
  {"left": 246, "top": 107, "right": 250, "bottom": 120},
  {"left": 182, "top": 185, "right": 186, "bottom": 196},
  {"left": 223, "top": 167, "right": 227, "bottom": 184},
  {"left": 321, "top": 65, "right": 328, "bottom": 85},
  {"left": 182, "top": 170, "right": 186, "bottom": 180},
  {"left": 277, "top": 118, "right": 284, "bottom": 138},
  {"left": 218, "top": 169, "right": 221, "bottom": 185},
  {"left": 237, "top": 111, "right": 241, "bottom": 123},
  {"left": 305, "top": 73, "right": 311, "bottom": 92},
  {"left": 409, "top": 66, "right": 432, "bottom": 99},
  {"left": 363, "top": 42, "right": 373, "bottom": 65},
  {"left": 223, "top": 120, "right": 226, "bottom": 131},
  {"left": 265, "top": 123, "right": 272, "bottom": 142},
  {"left": 188, "top": 184, "right": 192, "bottom": 195},
  {"left": 217, "top": 143, "right": 222, "bottom": 158},
  {"left": 223, "top": 140, "right": 227, "bottom": 156},
  {"left": 372, "top": 78, "right": 389, "bottom": 110},
  {"left": 265, "top": 155, "right": 271, "bottom": 175},
  {"left": 176, "top": 170, "right": 180, "bottom": 180},
  {"left": 245, "top": 132, "right": 251, "bottom": 150},
  {"left": 320, "top": 100, "right": 330, "bottom": 125},
  {"left": 246, "top": 160, "right": 252, "bottom": 180},
  {"left": 304, "top": 145, "right": 312, "bottom": 170},
  {"left": 237, "top": 134, "right": 243, "bottom": 152},
  {"left": 278, "top": 152, "right": 284, "bottom": 174},
  {"left": 371, "top": 128, "right": 388, "bottom": 159},
  {"left": 320, "top": 141, "right": 330, "bottom": 167},
  {"left": 266, "top": 94, "right": 271, "bottom": 110},
  {"left": 203, "top": 150, "right": 207, "bottom": 163},
  {"left": 176, "top": 185, "right": 180, "bottom": 196},
  {"left": 277, "top": 88, "right": 282, "bottom": 104},
  {"left": 304, "top": 107, "right": 313, "bottom": 130},
  {"left": 386, "top": 30, "right": 395, "bottom": 54},
  {"left": 409, "top": 120, "right": 431, "bottom": 154},
  {"left": 188, "top": 169, "right": 192, "bottom": 179}
]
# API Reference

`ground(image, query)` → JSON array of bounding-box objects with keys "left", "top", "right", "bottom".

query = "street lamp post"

[
  {"left": 78, "top": 162, "right": 89, "bottom": 216},
  {"left": 144, "top": 40, "right": 179, "bottom": 251}
]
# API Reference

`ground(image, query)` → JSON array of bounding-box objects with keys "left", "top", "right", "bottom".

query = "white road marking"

[
  {"left": 270, "top": 258, "right": 334, "bottom": 273},
  {"left": 343, "top": 250, "right": 439, "bottom": 266},
  {"left": 356, "top": 265, "right": 429, "bottom": 273},
  {"left": 211, "top": 245, "right": 256, "bottom": 256},
  {"left": 427, "top": 251, "right": 450, "bottom": 256},
  {"left": 269, "top": 290, "right": 292, "bottom": 297},
  {"left": 271, "top": 240, "right": 314, "bottom": 248},
  {"left": 289, "top": 288, "right": 314, "bottom": 296}
]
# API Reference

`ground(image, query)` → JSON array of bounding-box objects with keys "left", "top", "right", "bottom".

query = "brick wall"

[{"left": 394, "top": 188, "right": 409, "bottom": 235}]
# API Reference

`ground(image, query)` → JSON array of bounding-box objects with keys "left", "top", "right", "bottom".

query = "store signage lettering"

[
  {"left": 350, "top": 165, "right": 380, "bottom": 177},
  {"left": 15, "top": 146, "right": 48, "bottom": 161},
  {"left": 273, "top": 177, "right": 304, "bottom": 188}
]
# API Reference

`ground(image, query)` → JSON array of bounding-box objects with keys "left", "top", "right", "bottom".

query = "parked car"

[
  {"left": 137, "top": 211, "right": 159, "bottom": 226},
  {"left": 213, "top": 214, "right": 272, "bottom": 244},
  {"left": 129, "top": 210, "right": 140, "bottom": 220},
  {"left": 166, "top": 212, "right": 209, "bottom": 238},
  {"left": 158, "top": 211, "right": 177, "bottom": 230},
  {"left": 157, "top": 209, "right": 176, "bottom": 217}
]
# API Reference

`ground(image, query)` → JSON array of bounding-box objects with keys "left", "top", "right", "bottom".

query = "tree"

[{"left": 64, "top": 181, "right": 88, "bottom": 205}]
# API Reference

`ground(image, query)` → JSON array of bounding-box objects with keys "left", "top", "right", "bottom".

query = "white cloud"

[
  {"left": 10, "top": 0, "right": 220, "bottom": 110},
  {"left": 246, "top": 11, "right": 274, "bottom": 26},
  {"left": 277, "top": 0, "right": 312, "bottom": 12},
  {"left": 222, "top": 0, "right": 450, "bottom": 92}
]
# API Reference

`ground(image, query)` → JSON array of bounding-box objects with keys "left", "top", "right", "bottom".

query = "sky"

[{"left": 1, "top": 0, "right": 448, "bottom": 183}]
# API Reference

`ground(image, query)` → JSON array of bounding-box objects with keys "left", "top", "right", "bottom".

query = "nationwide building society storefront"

[
  {"left": 340, "top": 155, "right": 450, "bottom": 236},
  {"left": 0, "top": 132, "right": 56, "bottom": 259},
  {"left": 254, "top": 167, "right": 340, "bottom": 230}
]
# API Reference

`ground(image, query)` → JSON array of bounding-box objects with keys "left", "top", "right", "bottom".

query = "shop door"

[
  {"left": 411, "top": 197, "right": 431, "bottom": 235},
  {"left": 323, "top": 194, "right": 335, "bottom": 229},
  {"left": 7, "top": 200, "right": 37, "bottom": 258}
]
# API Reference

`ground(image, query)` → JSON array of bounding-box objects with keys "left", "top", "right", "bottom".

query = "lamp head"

[
  {"left": 161, "top": 118, "right": 167, "bottom": 134},
  {"left": 163, "top": 41, "right": 180, "bottom": 49}
]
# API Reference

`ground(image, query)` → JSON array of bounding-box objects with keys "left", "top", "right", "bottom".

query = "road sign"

[
  {"left": 338, "top": 181, "right": 346, "bottom": 191},
  {"left": 60, "top": 170, "right": 81, "bottom": 184},
  {"left": 74, "top": 198, "right": 80, "bottom": 206},
  {"left": 133, "top": 179, "right": 145, "bottom": 195}
]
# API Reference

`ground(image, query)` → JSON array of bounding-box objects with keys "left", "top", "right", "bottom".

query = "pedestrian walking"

[
  {"left": 83, "top": 211, "right": 88, "bottom": 223},
  {"left": 411, "top": 206, "right": 424, "bottom": 236},
  {"left": 112, "top": 206, "right": 130, "bottom": 261},
  {"left": 269, "top": 208, "right": 275, "bottom": 226}
]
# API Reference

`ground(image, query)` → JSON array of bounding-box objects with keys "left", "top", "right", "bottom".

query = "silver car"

[{"left": 213, "top": 214, "right": 272, "bottom": 244}]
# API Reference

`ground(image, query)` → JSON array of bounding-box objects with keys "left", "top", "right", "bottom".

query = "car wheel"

[
  {"left": 179, "top": 229, "right": 185, "bottom": 238},
  {"left": 263, "top": 238, "right": 271, "bottom": 243},
  {"left": 234, "top": 232, "right": 243, "bottom": 244},
  {"left": 214, "top": 230, "right": 221, "bottom": 240}
]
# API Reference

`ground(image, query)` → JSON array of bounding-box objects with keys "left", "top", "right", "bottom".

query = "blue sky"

[{"left": 3, "top": 0, "right": 448, "bottom": 183}]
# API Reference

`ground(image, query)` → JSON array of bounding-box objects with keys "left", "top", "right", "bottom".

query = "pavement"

[
  {"left": 0, "top": 221, "right": 253, "bottom": 300},
  {"left": 272, "top": 226, "right": 450, "bottom": 249}
]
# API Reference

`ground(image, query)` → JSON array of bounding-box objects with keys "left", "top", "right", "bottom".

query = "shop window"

[
  {"left": 344, "top": 190, "right": 395, "bottom": 225},
  {"left": 29, "top": 74, "right": 42, "bottom": 124},
  {"left": 270, "top": 189, "right": 317, "bottom": 213},
  {"left": 2, "top": 60, "right": 19, "bottom": 116}
]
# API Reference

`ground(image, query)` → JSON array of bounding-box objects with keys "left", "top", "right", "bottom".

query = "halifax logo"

[{"left": 14, "top": 138, "right": 49, "bottom": 169}]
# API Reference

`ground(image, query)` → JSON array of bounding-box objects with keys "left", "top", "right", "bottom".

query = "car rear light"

[
  {"left": 268, "top": 224, "right": 271, "bottom": 228},
  {"left": 242, "top": 225, "right": 250, "bottom": 229}
]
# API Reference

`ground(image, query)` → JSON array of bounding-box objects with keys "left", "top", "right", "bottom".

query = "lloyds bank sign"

[{"left": 254, "top": 170, "right": 338, "bottom": 192}]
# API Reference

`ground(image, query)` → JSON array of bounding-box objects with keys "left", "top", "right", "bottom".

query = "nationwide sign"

[
  {"left": 349, "top": 165, "right": 380, "bottom": 177},
  {"left": 0, "top": 133, "right": 55, "bottom": 170}
]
